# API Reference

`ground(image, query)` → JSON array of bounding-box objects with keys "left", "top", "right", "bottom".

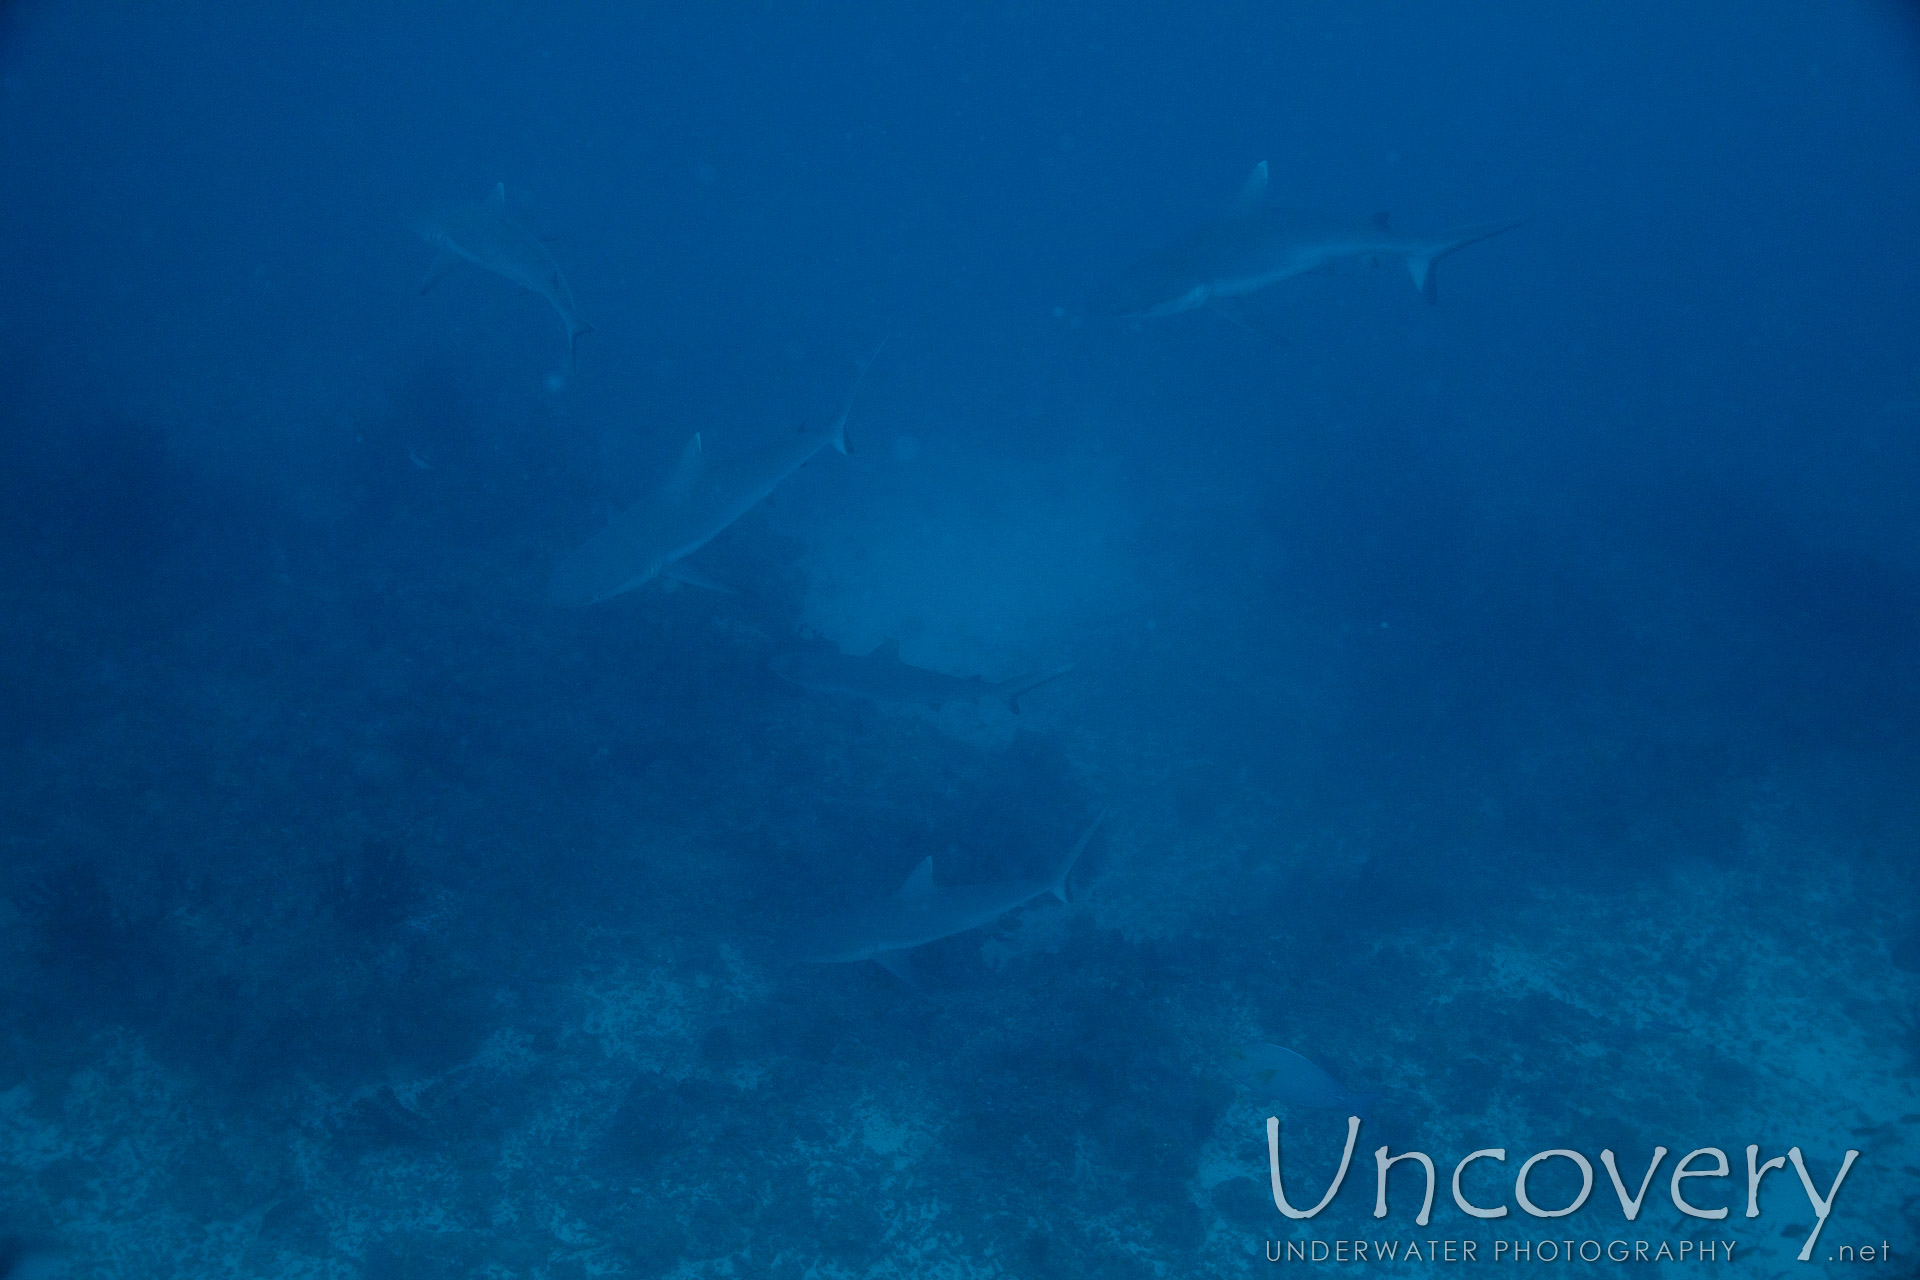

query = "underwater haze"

[{"left": 1, "top": 2, "right": 1918, "bottom": 1276}]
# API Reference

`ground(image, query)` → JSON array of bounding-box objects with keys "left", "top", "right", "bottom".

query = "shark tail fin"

[
  {"left": 828, "top": 335, "right": 890, "bottom": 457},
  {"left": 1405, "top": 218, "right": 1525, "bottom": 304},
  {"left": 568, "top": 321, "right": 594, "bottom": 369},
  {"left": 998, "top": 662, "right": 1075, "bottom": 714},
  {"left": 1052, "top": 807, "right": 1108, "bottom": 905}
]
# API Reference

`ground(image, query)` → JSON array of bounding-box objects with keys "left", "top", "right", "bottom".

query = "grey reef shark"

[
  {"left": 770, "top": 639, "right": 1074, "bottom": 715},
  {"left": 415, "top": 182, "right": 594, "bottom": 366},
  {"left": 801, "top": 808, "right": 1108, "bottom": 984},
  {"left": 1093, "top": 160, "right": 1523, "bottom": 319},
  {"left": 547, "top": 352, "right": 879, "bottom": 606}
]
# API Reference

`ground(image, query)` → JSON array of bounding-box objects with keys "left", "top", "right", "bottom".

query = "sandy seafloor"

[{"left": 0, "top": 492, "right": 1913, "bottom": 1279}]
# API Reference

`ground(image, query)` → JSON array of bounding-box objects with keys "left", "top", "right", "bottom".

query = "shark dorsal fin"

[
  {"left": 871, "top": 638, "right": 901, "bottom": 662},
  {"left": 898, "top": 856, "right": 936, "bottom": 898},
  {"left": 664, "top": 432, "right": 705, "bottom": 497},
  {"left": 486, "top": 182, "right": 506, "bottom": 208},
  {"left": 1229, "top": 161, "right": 1269, "bottom": 216}
]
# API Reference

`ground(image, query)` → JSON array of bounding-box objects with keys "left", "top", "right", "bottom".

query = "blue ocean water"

[{"left": 0, "top": 2, "right": 1916, "bottom": 1275}]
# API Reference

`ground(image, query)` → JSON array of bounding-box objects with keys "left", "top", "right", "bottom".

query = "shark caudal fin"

[
  {"left": 1051, "top": 807, "right": 1108, "bottom": 904},
  {"left": 1404, "top": 218, "right": 1525, "bottom": 304},
  {"left": 997, "top": 662, "right": 1076, "bottom": 714},
  {"left": 827, "top": 336, "right": 890, "bottom": 456},
  {"left": 567, "top": 321, "right": 594, "bottom": 370}
]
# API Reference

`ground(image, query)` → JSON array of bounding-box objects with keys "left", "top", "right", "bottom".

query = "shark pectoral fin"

[
  {"left": 1229, "top": 160, "right": 1270, "bottom": 216},
  {"left": 873, "top": 949, "right": 919, "bottom": 985},
  {"left": 898, "top": 857, "right": 936, "bottom": 898},
  {"left": 1407, "top": 255, "right": 1440, "bottom": 304},
  {"left": 998, "top": 662, "right": 1075, "bottom": 714},
  {"left": 661, "top": 559, "right": 735, "bottom": 594},
  {"left": 419, "top": 250, "right": 463, "bottom": 295},
  {"left": 1053, "top": 807, "right": 1108, "bottom": 903}
]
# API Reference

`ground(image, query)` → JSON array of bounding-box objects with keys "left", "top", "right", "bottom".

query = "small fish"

[
  {"left": 414, "top": 182, "right": 593, "bottom": 366},
  {"left": 1226, "top": 1042, "right": 1374, "bottom": 1117}
]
